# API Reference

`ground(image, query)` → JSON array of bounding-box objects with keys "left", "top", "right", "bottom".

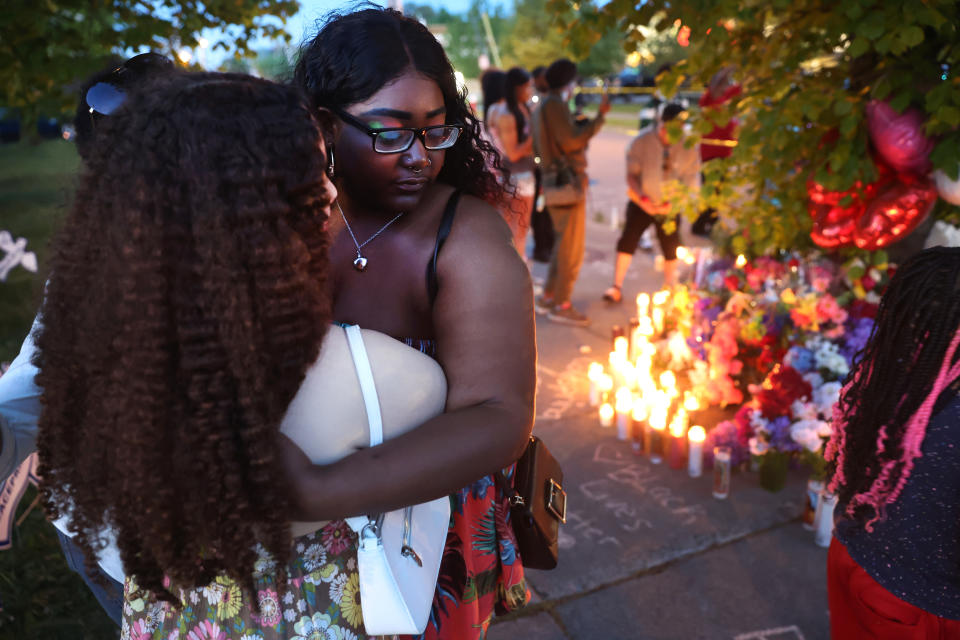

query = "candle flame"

[
  {"left": 631, "top": 396, "right": 648, "bottom": 421},
  {"left": 615, "top": 387, "right": 634, "bottom": 412},
  {"left": 653, "top": 290, "right": 670, "bottom": 306},
  {"left": 598, "top": 373, "right": 614, "bottom": 392},
  {"left": 599, "top": 403, "right": 615, "bottom": 421},
  {"left": 588, "top": 362, "right": 604, "bottom": 380},
  {"left": 659, "top": 370, "right": 676, "bottom": 389},
  {"left": 688, "top": 425, "right": 706, "bottom": 443},
  {"left": 736, "top": 254, "right": 747, "bottom": 268},
  {"left": 614, "top": 336, "right": 629, "bottom": 357},
  {"left": 683, "top": 392, "right": 700, "bottom": 411}
]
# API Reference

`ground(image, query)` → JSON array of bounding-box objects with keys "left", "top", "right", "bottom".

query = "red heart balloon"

[
  {"left": 854, "top": 178, "right": 938, "bottom": 250},
  {"left": 866, "top": 100, "right": 934, "bottom": 175},
  {"left": 807, "top": 169, "right": 892, "bottom": 248}
]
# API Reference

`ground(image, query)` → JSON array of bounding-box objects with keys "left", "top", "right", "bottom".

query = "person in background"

[
  {"left": 480, "top": 68, "right": 506, "bottom": 128},
  {"left": 532, "top": 57, "right": 608, "bottom": 327},
  {"left": 825, "top": 247, "right": 960, "bottom": 638},
  {"left": 692, "top": 66, "right": 740, "bottom": 237},
  {"left": 528, "top": 64, "right": 555, "bottom": 264},
  {"left": 602, "top": 103, "right": 700, "bottom": 302},
  {"left": 487, "top": 66, "right": 536, "bottom": 255}
]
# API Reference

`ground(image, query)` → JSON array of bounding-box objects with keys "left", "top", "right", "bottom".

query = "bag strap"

[
  {"left": 426, "top": 190, "right": 461, "bottom": 304},
  {"left": 343, "top": 324, "right": 384, "bottom": 534}
]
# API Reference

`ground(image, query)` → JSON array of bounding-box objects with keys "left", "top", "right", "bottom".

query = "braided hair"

[{"left": 826, "top": 247, "right": 960, "bottom": 529}]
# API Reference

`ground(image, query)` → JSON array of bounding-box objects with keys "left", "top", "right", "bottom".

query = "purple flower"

[
  {"left": 784, "top": 346, "right": 815, "bottom": 373},
  {"left": 706, "top": 420, "right": 750, "bottom": 468},
  {"left": 841, "top": 317, "right": 873, "bottom": 366}
]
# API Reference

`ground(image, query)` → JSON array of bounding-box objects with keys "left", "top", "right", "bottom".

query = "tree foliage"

[
  {"left": 1, "top": 0, "right": 298, "bottom": 125},
  {"left": 553, "top": 0, "right": 960, "bottom": 255}
]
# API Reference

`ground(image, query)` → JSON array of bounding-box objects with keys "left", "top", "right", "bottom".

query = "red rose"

[{"left": 725, "top": 275, "right": 740, "bottom": 291}]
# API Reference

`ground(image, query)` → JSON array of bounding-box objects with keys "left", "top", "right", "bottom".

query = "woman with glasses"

[{"left": 291, "top": 7, "right": 535, "bottom": 639}]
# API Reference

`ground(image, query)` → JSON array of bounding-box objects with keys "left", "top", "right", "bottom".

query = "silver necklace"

[{"left": 336, "top": 201, "right": 405, "bottom": 272}]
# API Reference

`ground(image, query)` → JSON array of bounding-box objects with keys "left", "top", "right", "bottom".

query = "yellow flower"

[
  {"left": 340, "top": 573, "right": 364, "bottom": 629},
  {"left": 213, "top": 575, "right": 243, "bottom": 620},
  {"left": 780, "top": 288, "right": 797, "bottom": 305}
]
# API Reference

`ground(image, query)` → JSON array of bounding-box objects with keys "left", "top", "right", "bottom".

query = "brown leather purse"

[{"left": 497, "top": 436, "right": 567, "bottom": 570}]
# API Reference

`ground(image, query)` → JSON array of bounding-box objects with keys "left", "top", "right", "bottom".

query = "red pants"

[{"left": 828, "top": 537, "right": 960, "bottom": 639}]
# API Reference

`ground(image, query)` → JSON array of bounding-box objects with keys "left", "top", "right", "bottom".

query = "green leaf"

[
  {"left": 899, "top": 25, "right": 925, "bottom": 48},
  {"left": 839, "top": 114, "right": 859, "bottom": 137},
  {"left": 937, "top": 105, "right": 960, "bottom": 128},
  {"left": 848, "top": 37, "right": 870, "bottom": 58},
  {"left": 833, "top": 99, "right": 852, "bottom": 116},
  {"left": 858, "top": 16, "right": 885, "bottom": 41},
  {"left": 889, "top": 92, "right": 912, "bottom": 112}
]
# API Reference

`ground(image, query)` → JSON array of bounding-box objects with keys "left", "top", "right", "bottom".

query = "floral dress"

[{"left": 122, "top": 338, "right": 528, "bottom": 640}]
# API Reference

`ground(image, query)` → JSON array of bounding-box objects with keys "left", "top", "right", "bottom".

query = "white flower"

[
  {"left": 202, "top": 582, "right": 225, "bottom": 607},
  {"left": 749, "top": 436, "right": 769, "bottom": 456},
  {"left": 346, "top": 557, "right": 356, "bottom": 571},
  {"left": 791, "top": 399, "right": 818, "bottom": 421},
  {"left": 295, "top": 542, "right": 305, "bottom": 553},
  {"left": 814, "top": 381, "right": 842, "bottom": 415},
  {"left": 283, "top": 591, "right": 295, "bottom": 605},
  {"left": 816, "top": 420, "right": 834, "bottom": 438},
  {"left": 748, "top": 409, "right": 768, "bottom": 433},
  {"left": 297, "top": 598, "right": 307, "bottom": 612},
  {"left": 302, "top": 543, "right": 327, "bottom": 571},
  {"left": 283, "top": 608, "right": 298, "bottom": 622},
  {"left": 802, "top": 371, "right": 824, "bottom": 390},
  {"left": 189, "top": 590, "right": 200, "bottom": 605},
  {"left": 329, "top": 573, "right": 348, "bottom": 603},
  {"left": 791, "top": 420, "right": 826, "bottom": 453}
]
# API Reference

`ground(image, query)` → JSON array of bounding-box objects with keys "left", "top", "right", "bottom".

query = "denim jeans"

[{"left": 56, "top": 530, "right": 123, "bottom": 626}]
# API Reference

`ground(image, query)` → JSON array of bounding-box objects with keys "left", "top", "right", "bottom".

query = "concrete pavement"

[{"left": 489, "top": 131, "right": 830, "bottom": 639}]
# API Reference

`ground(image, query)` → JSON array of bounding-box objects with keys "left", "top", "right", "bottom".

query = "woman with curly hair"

[
  {"left": 34, "top": 71, "right": 451, "bottom": 639},
  {"left": 825, "top": 246, "right": 960, "bottom": 637},
  {"left": 291, "top": 7, "right": 536, "bottom": 639}
]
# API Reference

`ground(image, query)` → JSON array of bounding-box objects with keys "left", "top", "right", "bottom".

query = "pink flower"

[
  {"left": 128, "top": 620, "right": 152, "bottom": 640},
  {"left": 812, "top": 277, "right": 830, "bottom": 293},
  {"left": 186, "top": 621, "right": 226, "bottom": 640},
  {"left": 322, "top": 521, "right": 353, "bottom": 554},
  {"left": 252, "top": 589, "right": 281, "bottom": 627}
]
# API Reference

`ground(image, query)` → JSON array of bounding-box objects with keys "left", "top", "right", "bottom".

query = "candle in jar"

[
  {"left": 587, "top": 362, "right": 604, "bottom": 406},
  {"left": 683, "top": 392, "right": 700, "bottom": 412},
  {"left": 614, "top": 336, "right": 629, "bottom": 359},
  {"left": 631, "top": 397, "right": 648, "bottom": 455},
  {"left": 599, "top": 402, "right": 615, "bottom": 428},
  {"left": 713, "top": 446, "right": 731, "bottom": 499},
  {"left": 615, "top": 388, "right": 633, "bottom": 441},
  {"left": 597, "top": 373, "right": 614, "bottom": 405},
  {"left": 668, "top": 419, "right": 686, "bottom": 470},
  {"left": 648, "top": 404, "right": 667, "bottom": 464},
  {"left": 687, "top": 425, "right": 705, "bottom": 477},
  {"left": 652, "top": 307, "right": 665, "bottom": 336}
]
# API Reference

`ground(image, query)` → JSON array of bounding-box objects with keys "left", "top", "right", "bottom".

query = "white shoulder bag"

[{"left": 341, "top": 324, "right": 450, "bottom": 637}]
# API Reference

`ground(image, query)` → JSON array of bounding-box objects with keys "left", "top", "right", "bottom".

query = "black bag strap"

[{"left": 426, "top": 190, "right": 461, "bottom": 304}]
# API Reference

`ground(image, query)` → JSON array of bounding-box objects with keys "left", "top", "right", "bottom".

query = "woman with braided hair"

[{"left": 825, "top": 246, "right": 960, "bottom": 637}]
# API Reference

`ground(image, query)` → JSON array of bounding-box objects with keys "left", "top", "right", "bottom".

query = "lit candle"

[
  {"left": 687, "top": 426, "right": 705, "bottom": 477},
  {"left": 735, "top": 254, "right": 747, "bottom": 269},
  {"left": 587, "top": 362, "right": 604, "bottom": 406},
  {"left": 648, "top": 402, "right": 667, "bottom": 464},
  {"left": 659, "top": 371, "right": 677, "bottom": 393},
  {"left": 615, "top": 388, "right": 633, "bottom": 441},
  {"left": 614, "top": 336, "right": 629, "bottom": 360},
  {"left": 652, "top": 307, "right": 665, "bottom": 336},
  {"left": 636, "top": 292, "right": 650, "bottom": 319},
  {"left": 631, "top": 396, "right": 648, "bottom": 455},
  {"left": 683, "top": 392, "right": 700, "bottom": 412},
  {"left": 652, "top": 289, "right": 670, "bottom": 306},
  {"left": 599, "top": 402, "right": 615, "bottom": 428},
  {"left": 713, "top": 446, "right": 731, "bottom": 499},
  {"left": 597, "top": 374, "right": 614, "bottom": 405},
  {"left": 668, "top": 410, "right": 688, "bottom": 470}
]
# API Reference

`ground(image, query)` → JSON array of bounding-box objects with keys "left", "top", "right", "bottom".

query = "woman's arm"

[
  {"left": 493, "top": 109, "right": 533, "bottom": 163},
  {"left": 282, "top": 198, "right": 536, "bottom": 521}
]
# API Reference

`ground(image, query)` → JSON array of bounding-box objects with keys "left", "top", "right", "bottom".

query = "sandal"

[{"left": 602, "top": 285, "right": 622, "bottom": 303}]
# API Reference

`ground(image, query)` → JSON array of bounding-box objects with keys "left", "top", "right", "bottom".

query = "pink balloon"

[{"left": 866, "top": 100, "right": 934, "bottom": 175}]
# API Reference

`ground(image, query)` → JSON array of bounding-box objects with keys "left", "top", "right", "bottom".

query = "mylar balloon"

[
  {"left": 807, "top": 165, "right": 892, "bottom": 249},
  {"left": 933, "top": 166, "right": 960, "bottom": 206},
  {"left": 854, "top": 179, "right": 938, "bottom": 250},
  {"left": 865, "top": 100, "right": 934, "bottom": 175}
]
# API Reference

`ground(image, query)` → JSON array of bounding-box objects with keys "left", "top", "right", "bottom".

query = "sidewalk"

[{"left": 492, "top": 133, "right": 830, "bottom": 639}]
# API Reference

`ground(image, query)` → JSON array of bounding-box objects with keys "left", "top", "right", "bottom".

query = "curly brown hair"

[{"left": 34, "top": 71, "right": 334, "bottom": 603}]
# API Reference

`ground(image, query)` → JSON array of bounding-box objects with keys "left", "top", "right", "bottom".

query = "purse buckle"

[{"left": 546, "top": 479, "right": 567, "bottom": 523}]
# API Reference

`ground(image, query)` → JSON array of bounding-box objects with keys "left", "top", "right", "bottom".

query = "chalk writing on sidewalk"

[
  {"left": 536, "top": 358, "right": 593, "bottom": 421},
  {"left": 733, "top": 626, "right": 806, "bottom": 640}
]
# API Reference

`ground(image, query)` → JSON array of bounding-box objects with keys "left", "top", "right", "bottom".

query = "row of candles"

[{"left": 588, "top": 291, "right": 731, "bottom": 498}]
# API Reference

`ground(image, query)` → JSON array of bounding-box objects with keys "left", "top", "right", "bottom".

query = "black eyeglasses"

[
  {"left": 332, "top": 107, "right": 462, "bottom": 154},
  {"left": 85, "top": 53, "right": 174, "bottom": 125}
]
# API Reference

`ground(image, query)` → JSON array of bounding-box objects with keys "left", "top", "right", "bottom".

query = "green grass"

[
  {"left": 0, "top": 140, "right": 79, "bottom": 362},
  {"left": 0, "top": 141, "right": 116, "bottom": 639}
]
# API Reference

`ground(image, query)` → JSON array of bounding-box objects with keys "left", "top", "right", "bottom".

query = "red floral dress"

[{"left": 400, "top": 338, "right": 530, "bottom": 640}]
